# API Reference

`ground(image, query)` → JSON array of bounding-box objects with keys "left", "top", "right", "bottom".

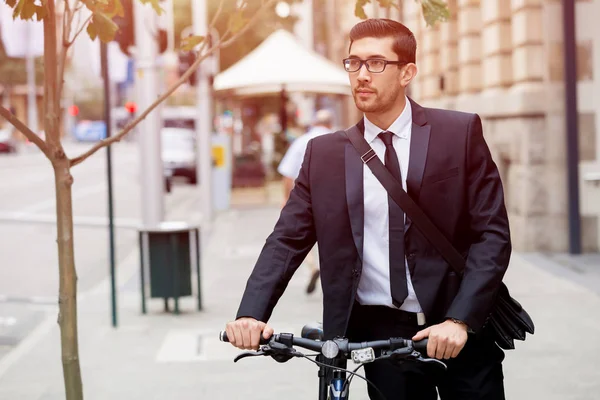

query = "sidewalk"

[{"left": 0, "top": 199, "right": 599, "bottom": 399}]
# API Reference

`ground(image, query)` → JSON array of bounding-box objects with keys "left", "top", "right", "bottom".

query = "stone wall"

[{"left": 404, "top": 0, "right": 600, "bottom": 252}]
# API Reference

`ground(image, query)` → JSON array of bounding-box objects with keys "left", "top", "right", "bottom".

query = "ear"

[{"left": 400, "top": 63, "right": 418, "bottom": 87}]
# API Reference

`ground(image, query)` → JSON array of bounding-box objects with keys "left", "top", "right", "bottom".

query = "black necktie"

[{"left": 378, "top": 131, "right": 408, "bottom": 307}]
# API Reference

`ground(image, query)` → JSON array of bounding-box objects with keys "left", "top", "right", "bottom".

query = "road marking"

[
  {"left": 155, "top": 327, "right": 299, "bottom": 363},
  {"left": 0, "top": 296, "right": 56, "bottom": 305},
  {"left": 0, "top": 213, "right": 142, "bottom": 230}
]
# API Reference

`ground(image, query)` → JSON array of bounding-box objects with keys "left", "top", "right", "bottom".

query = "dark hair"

[{"left": 349, "top": 19, "right": 417, "bottom": 64}]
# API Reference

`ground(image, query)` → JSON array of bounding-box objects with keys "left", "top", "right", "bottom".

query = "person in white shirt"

[{"left": 277, "top": 109, "right": 334, "bottom": 294}]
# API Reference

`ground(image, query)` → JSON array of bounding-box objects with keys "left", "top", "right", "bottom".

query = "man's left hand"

[{"left": 412, "top": 319, "right": 469, "bottom": 360}]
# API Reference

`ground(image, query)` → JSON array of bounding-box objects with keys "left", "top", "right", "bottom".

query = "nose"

[{"left": 357, "top": 63, "right": 371, "bottom": 83}]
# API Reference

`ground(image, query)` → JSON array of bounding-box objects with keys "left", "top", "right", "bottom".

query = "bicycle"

[{"left": 219, "top": 322, "right": 447, "bottom": 400}]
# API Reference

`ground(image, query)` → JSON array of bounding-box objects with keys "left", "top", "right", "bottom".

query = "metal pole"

[
  {"left": 25, "top": 23, "right": 38, "bottom": 134},
  {"left": 192, "top": 0, "right": 214, "bottom": 226},
  {"left": 164, "top": 0, "right": 175, "bottom": 52},
  {"left": 100, "top": 42, "right": 118, "bottom": 327},
  {"left": 562, "top": 0, "right": 581, "bottom": 254},
  {"left": 134, "top": 0, "right": 165, "bottom": 228}
]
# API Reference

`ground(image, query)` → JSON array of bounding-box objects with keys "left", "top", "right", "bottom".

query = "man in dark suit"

[{"left": 225, "top": 18, "right": 511, "bottom": 400}]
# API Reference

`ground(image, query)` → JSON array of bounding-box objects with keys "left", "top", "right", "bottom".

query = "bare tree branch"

[
  {"left": 70, "top": 0, "right": 274, "bottom": 167},
  {"left": 0, "top": 106, "right": 52, "bottom": 159},
  {"left": 58, "top": 0, "right": 79, "bottom": 102},
  {"left": 210, "top": 0, "right": 225, "bottom": 28},
  {"left": 62, "top": 0, "right": 70, "bottom": 44},
  {"left": 67, "top": 14, "right": 92, "bottom": 46}
]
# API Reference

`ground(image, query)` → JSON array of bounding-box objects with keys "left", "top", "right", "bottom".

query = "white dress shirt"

[{"left": 356, "top": 98, "right": 424, "bottom": 313}]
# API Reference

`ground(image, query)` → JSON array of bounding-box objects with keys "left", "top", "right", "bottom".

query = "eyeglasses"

[{"left": 342, "top": 58, "right": 406, "bottom": 73}]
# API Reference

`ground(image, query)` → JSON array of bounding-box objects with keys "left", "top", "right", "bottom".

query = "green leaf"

[
  {"left": 80, "top": 0, "right": 95, "bottom": 12},
  {"left": 92, "top": 12, "right": 119, "bottom": 42},
  {"left": 140, "top": 0, "right": 164, "bottom": 15},
  {"left": 228, "top": 11, "right": 247, "bottom": 34},
  {"left": 417, "top": 0, "right": 450, "bottom": 27},
  {"left": 12, "top": 0, "right": 24, "bottom": 19},
  {"left": 97, "top": 0, "right": 124, "bottom": 18},
  {"left": 86, "top": 20, "right": 98, "bottom": 41},
  {"left": 20, "top": 0, "right": 36, "bottom": 20},
  {"left": 180, "top": 35, "right": 205, "bottom": 52},
  {"left": 354, "top": 0, "right": 369, "bottom": 20},
  {"left": 34, "top": 5, "right": 47, "bottom": 21},
  {"left": 376, "top": 0, "right": 397, "bottom": 9}
]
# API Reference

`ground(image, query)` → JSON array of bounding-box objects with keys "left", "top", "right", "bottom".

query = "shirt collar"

[{"left": 363, "top": 97, "right": 412, "bottom": 144}]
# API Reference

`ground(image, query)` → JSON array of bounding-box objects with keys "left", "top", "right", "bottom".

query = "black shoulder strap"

[{"left": 345, "top": 125, "right": 467, "bottom": 275}]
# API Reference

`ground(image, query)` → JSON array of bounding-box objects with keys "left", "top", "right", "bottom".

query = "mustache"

[{"left": 354, "top": 86, "right": 376, "bottom": 93}]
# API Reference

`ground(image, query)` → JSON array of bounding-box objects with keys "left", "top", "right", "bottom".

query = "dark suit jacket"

[{"left": 236, "top": 98, "right": 511, "bottom": 340}]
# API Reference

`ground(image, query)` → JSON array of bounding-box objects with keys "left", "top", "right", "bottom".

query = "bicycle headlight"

[{"left": 321, "top": 340, "right": 339, "bottom": 359}]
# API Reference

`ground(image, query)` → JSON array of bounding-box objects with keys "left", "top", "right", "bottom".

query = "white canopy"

[{"left": 213, "top": 29, "right": 351, "bottom": 97}]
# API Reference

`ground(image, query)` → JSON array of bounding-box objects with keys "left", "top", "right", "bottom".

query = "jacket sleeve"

[
  {"left": 236, "top": 139, "right": 317, "bottom": 322},
  {"left": 444, "top": 114, "right": 512, "bottom": 332}
]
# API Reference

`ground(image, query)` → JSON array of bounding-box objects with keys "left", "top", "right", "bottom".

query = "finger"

[
  {"left": 232, "top": 323, "right": 245, "bottom": 350},
  {"left": 427, "top": 334, "right": 436, "bottom": 358},
  {"left": 263, "top": 324, "right": 274, "bottom": 339},
  {"left": 412, "top": 327, "right": 430, "bottom": 341},
  {"left": 451, "top": 340, "right": 466, "bottom": 358},
  {"left": 435, "top": 338, "right": 447, "bottom": 360},
  {"left": 240, "top": 319, "right": 252, "bottom": 350},
  {"left": 249, "top": 322, "right": 261, "bottom": 350},
  {"left": 225, "top": 324, "right": 236, "bottom": 347},
  {"left": 451, "top": 345, "right": 461, "bottom": 358},
  {"left": 443, "top": 341, "right": 455, "bottom": 360}
]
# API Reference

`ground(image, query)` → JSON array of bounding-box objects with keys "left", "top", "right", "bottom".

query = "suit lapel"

[
  {"left": 406, "top": 99, "right": 431, "bottom": 232},
  {"left": 345, "top": 121, "right": 365, "bottom": 263}
]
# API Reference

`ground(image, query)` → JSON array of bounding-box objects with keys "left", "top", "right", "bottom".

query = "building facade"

[{"left": 316, "top": 0, "right": 600, "bottom": 252}]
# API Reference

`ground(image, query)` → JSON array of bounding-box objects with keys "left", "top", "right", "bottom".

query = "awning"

[{"left": 213, "top": 29, "right": 351, "bottom": 97}]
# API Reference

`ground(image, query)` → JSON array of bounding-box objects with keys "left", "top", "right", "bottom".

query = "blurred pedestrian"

[{"left": 277, "top": 109, "right": 334, "bottom": 294}]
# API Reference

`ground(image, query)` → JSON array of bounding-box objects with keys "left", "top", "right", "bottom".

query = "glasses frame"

[{"left": 342, "top": 58, "right": 407, "bottom": 73}]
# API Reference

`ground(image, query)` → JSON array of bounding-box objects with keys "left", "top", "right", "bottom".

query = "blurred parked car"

[
  {"left": 73, "top": 121, "right": 106, "bottom": 142},
  {"left": 161, "top": 127, "right": 197, "bottom": 185},
  {"left": 0, "top": 128, "right": 17, "bottom": 153}
]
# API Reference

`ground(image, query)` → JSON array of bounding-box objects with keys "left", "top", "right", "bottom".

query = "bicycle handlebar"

[{"left": 219, "top": 331, "right": 429, "bottom": 356}]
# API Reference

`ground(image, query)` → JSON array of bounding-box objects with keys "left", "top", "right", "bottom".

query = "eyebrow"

[{"left": 348, "top": 54, "right": 389, "bottom": 59}]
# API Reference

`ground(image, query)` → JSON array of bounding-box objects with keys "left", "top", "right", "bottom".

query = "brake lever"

[
  {"left": 381, "top": 348, "right": 447, "bottom": 370},
  {"left": 407, "top": 351, "right": 448, "bottom": 370},
  {"left": 262, "top": 342, "right": 304, "bottom": 363},
  {"left": 233, "top": 350, "right": 267, "bottom": 363}
]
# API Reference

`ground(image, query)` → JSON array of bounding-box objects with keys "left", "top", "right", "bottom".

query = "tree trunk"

[
  {"left": 43, "top": 0, "right": 84, "bottom": 398},
  {"left": 54, "top": 160, "right": 83, "bottom": 400}
]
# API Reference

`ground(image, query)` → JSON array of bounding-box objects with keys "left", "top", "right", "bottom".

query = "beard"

[{"left": 353, "top": 84, "right": 402, "bottom": 113}]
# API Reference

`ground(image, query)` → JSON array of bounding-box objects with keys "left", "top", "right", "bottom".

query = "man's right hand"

[{"left": 225, "top": 317, "right": 274, "bottom": 350}]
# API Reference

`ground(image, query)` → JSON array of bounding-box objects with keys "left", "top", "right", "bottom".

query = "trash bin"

[{"left": 138, "top": 222, "right": 201, "bottom": 314}]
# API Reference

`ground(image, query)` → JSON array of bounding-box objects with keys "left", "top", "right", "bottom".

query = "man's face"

[{"left": 347, "top": 36, "right": 405, "bottom": 114}]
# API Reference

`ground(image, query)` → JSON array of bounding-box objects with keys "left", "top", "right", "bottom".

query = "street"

[{"left": 0, "top": 140, "right": 201, "bottom": 361}]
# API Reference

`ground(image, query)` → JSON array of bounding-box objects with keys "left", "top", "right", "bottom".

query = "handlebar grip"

[
  {"left": 219, "top": 331, "right": 270, "bottom": 345},
  {"left": 219, "top": 331, "right": 230, "bottom": 342},
  {"left": 412, "top": 338, "right": 428, "bottom": 354}
]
